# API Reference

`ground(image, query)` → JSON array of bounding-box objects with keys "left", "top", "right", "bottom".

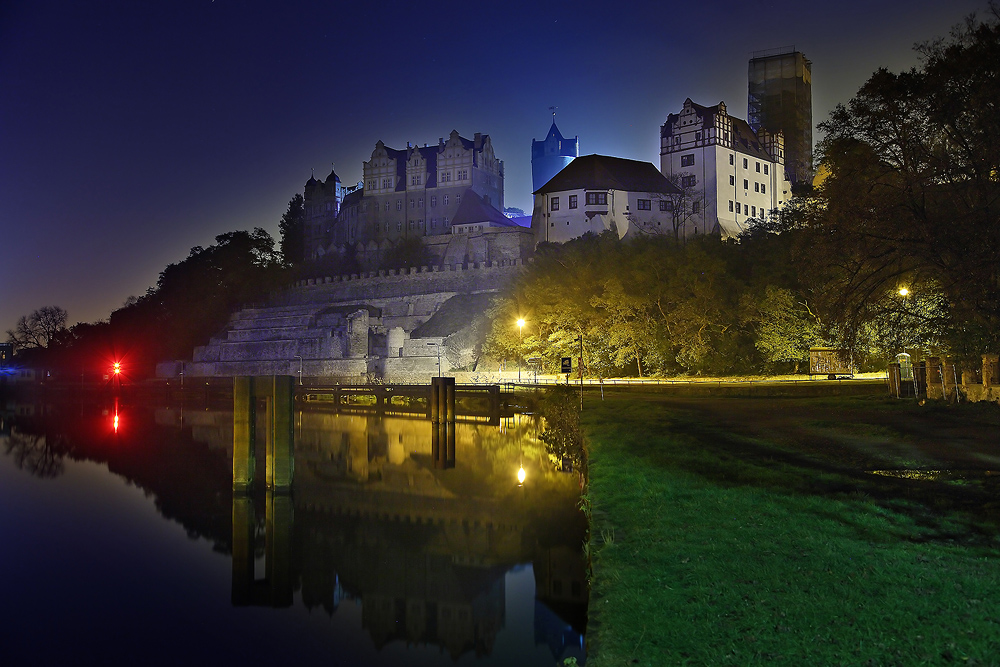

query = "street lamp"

[
  {"left": 516, "top": 318, "right": 525, "bottom": 382},
  {"left": 898, "top": 287, "right": 910, "bottom": 297}
]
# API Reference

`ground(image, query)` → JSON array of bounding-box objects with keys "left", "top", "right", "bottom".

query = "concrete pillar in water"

[
  {"left": 266, "top": 493, "right": 294, "bottom": 607},
  {"left": 233, "top": 376, "right": 256, "bottom": 493},
  {"left": 445, "top": 377, "right": 456, "bottom": 423},
  {"left": 267, "top": 375, "right": 295, "bottom": 492},
  {"left": 231, "top": 495, "right": 255, "bottom": 605}
]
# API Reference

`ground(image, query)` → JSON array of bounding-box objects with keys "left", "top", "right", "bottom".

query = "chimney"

[{"left": 474, "top": 132, "right": 482, "bottom": 149}]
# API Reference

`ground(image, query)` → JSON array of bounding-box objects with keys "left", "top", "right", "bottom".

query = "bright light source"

[
  {"left": 898, "top": 287, "right": 909, "bottom": 297},
  {"left": 517, "top": 465, "right": 526, "bottom": 486},
  {"left": 516, "top": 318, "right": 525, "bottom": 329},
  {"left": 113, "top": 362, "right": 121, "bottom": 375}
]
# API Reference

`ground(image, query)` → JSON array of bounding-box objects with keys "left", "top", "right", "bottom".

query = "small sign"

[{"left": 561, "top": 357, "right": 572, "bottom": 374}]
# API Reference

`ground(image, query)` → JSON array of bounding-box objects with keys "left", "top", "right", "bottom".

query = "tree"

[
  {"left": 804, "top": 7, "right": 1000, "bottom": 356},
  {"left": 278, "top": 193, "right": 306, "bottom": 266},
  {"left": 6, "top": 305, "right": 68, "bottom": 351}
]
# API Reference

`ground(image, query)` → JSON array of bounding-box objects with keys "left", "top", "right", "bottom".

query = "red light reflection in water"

[{"left": 112, "top": 398, "right": 121, "bottom": 434}]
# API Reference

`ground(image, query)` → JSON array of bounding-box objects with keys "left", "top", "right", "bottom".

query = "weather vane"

[{"left": 549, "top": 106, "right": 557, "bottom": 119}]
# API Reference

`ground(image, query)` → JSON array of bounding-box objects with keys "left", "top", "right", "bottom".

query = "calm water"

[{"left": 1, "top": 397, "right": 587, "bottom": 666}]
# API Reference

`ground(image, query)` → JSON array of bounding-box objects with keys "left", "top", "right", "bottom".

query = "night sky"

[{"left": 0, "top": 0, "right": 986, "bottom": 333}]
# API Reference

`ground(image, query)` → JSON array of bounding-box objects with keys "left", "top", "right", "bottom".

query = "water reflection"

[{"left": 2, "top": 398, "right": 587, "bottom": 665}]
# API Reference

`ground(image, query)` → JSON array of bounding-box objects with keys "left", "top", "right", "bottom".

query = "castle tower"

[
  {"left": 531, "top": 113, "right": 578, "bottom": 193},
  {"left": 748, "top": 48, "right": 812, "bottom": 186}
]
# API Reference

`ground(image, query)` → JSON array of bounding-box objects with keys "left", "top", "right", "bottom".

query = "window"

[
  {"left": 410, "top": 199, "right": 416, "bottom": 208},
  {"left": 729, "top": 175, "right": 735, "bottom": 186},
  {"left": 418, "top": 198, "right": 423, "bottom": 207},
  {"left": 660, "top": 200, "right": 672, "bottom": 212},
  {"left": 637, "top": 199, "right": 651, "bottom": 210},
  {"left": 431, "top": 218, "right": 437, "bottom": 229},
  {"left": 761, "top": 184, "right": 765, "bottom": 194},
  {"left": 430, "top": 196, "right": 437, "bottom": 207},
  {"left": 681, "top": 154, "right": 694, "bottom": 167},
  {"left": 743, "top": 158, "right": 748, "bottom": 169},
  {"left": 384, "top": 222, "right": 389, "bottom": 232},
  {"left": 443, "top": 217, "right": 449, "bottom": 226},
  {"left": 443, "top": 194, "right": 449, "bottom": 206},
  {"left": 586, "top": 192, "right": 607, "bottom": 205},
  {"left": 729, "top": 154, "right": 734, "bottom": 165},
  {"left": 382, "top": 177, "right": 392, "bottom": 188},
  {"left": 681, "top": 175, "right": 696, "bottom": 188},
  {"left": 396, "top": 200, "right": 402, "bottom": 211},
  {"left": 569, "top": 195, "right": 578, "bottom": 209},
  {"left": 754, "top": 182, "right": 760, "bottom": 193},
  {"left": 728, "top": 200, "right": 734, "bottom": 212},
  {"left": 756, "top": 162, "right": 761, "bottom": 173},
  {"left": 551, "top": 197, "right": 560, "bottom": 211},
  {"left": 456, "top": 194, "right": 461, "bottom": 205},
  {"left": 743, "top": 179, "right": 749, "bottom": 190},
  {"left": 692, "top": 201, "right": 701, "bottom": 213},
  {"left": 763, "top": 164, "right": 769, "bottom": 175},
  {"left": 695, "top": 131, "right": 702, "bottom": 140},
  {"left": 751, "top": 206, "right": 756, "bottom": 216},
  {"left": 396, "top": 222, "right": 401, "bottom": 231},
  {"left": 441, "top": 171, "right": 451, "bottom": 182}
]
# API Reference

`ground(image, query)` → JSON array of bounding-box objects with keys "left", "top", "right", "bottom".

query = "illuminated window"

[
  {"left": 637, "top": 199, "right": 651, "bottom": 210},
  {"left": 569, "top": 195, "right": 578, "bottom": 209},
  {"left": 693, "top": 201, "right": 701, "bottom": 213},
  {"left": 551, "top": 197, "right": 560, "bottom": 211},
  {"left": 681, "top": 175, "right": 696, "bottom": 188},
  {"left": 681, "top": 154, "right": 694, "bottom": 167},
  {"left": 586, "top": 192, "right": 607, "bottom": 205}
]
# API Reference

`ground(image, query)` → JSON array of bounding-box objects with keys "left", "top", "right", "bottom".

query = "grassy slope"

[{"left": 582, "top": 394, "right": 1000, "bottom": 666}]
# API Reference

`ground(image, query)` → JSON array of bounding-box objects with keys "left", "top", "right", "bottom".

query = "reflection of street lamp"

[
  {"left": 293, "top": 355, "right": 303, "bottom": 385},
  {"left": 898, "top": 287, "right": 910, "bottom": 297},
  {"left": 516, "top": 318, "right": 525, "bottom": 381}
]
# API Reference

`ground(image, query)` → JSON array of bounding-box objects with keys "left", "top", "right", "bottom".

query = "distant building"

[
  {"left": 659, "top": 98, "right": 792, "bottom": 238},
  {"left": 531, "top": 116, "right": 578, "bottom": 192},
  {"left": 748, "top": 48, "right": 813, "bottom": 186},
  {"left": 304, "top": 130, "right": 506, "bottom": 262},
  {"left": 531, "top": 154, "right": 682, "bottom": 244}
]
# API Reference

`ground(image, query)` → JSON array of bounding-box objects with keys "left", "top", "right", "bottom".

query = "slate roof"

[
  {"left": 533, "top": 154, "right": 681, "bottom": 196},
  {"left": 452, "top": 189, "right": 520, "bottom": 227}
]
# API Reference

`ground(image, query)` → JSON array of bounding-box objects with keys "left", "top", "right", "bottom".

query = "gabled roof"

[
  {"left": 452, "top": 189, "right": 519, "bottom": 227},
  {"left": 534, "top": 154, "right": 681, "bottom": 196}
]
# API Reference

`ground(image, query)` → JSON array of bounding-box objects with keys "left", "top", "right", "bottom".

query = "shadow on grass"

[{"left": 584, "top": 393, "right": 1000, "bottom": 546}]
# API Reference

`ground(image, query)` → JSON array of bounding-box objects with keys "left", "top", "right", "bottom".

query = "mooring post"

[
  {"left": 266, "top": 375, "right": 295, "bottom": 492},
  {"left": 265, "top": 492, "right": 294, "bottom": 607},
  {"left": 233, "top": 376, "right": 256, "bottom": 493},
  {"left": 445, "top": 377, "right": 456, "bottom": 423},
  {"left": 430, "top": 377, "right": 440, "bottom": 423},
  {"left": 231, "top": 494, "right": 255, "bottom": 605}
]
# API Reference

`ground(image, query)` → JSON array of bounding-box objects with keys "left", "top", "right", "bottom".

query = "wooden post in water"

[{"left": 233, "top": 376, "right": 256, "bottom": 493}]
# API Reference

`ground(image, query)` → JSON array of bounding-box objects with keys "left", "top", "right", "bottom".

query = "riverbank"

[{"left": 580, "top": 392, "right": 1000, "bottom": 665}]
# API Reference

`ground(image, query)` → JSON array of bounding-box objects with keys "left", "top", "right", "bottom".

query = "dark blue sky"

[{"left": 0, "top": 0, "right": 986, "bottom": 332}]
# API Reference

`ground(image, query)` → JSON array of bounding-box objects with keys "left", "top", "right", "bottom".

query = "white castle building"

[{"left": 660, "top": 98, "right": 791, "bottom": 238}]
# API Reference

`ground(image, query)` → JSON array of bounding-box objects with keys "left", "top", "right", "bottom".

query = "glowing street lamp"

[
  {"left": 517, "top": 464, "right": 526, "bottom": 486},
  {"left": 113, "top": 362, "right": 121, "bottom": 375},
  {"left": 898, "top": 287, "right": 910, "bottom": 297}
]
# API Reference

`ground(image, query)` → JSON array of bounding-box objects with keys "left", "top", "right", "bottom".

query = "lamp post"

[{"left": 516, "top": 318, "right": 525, "bottom": 382}]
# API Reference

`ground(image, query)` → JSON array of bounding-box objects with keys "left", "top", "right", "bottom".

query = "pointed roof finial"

[{"left": 549, "top": 105, "right": 557, "bottom": 119}]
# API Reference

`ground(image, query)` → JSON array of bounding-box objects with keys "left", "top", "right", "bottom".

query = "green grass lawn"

[{"left": 580, "top": 393, "right": 1000, "bottom": 666}]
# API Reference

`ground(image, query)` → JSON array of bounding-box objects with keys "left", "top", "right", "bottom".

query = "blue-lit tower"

[{"left": 531, "top": 113, "right": 578, "bottom": 192}]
